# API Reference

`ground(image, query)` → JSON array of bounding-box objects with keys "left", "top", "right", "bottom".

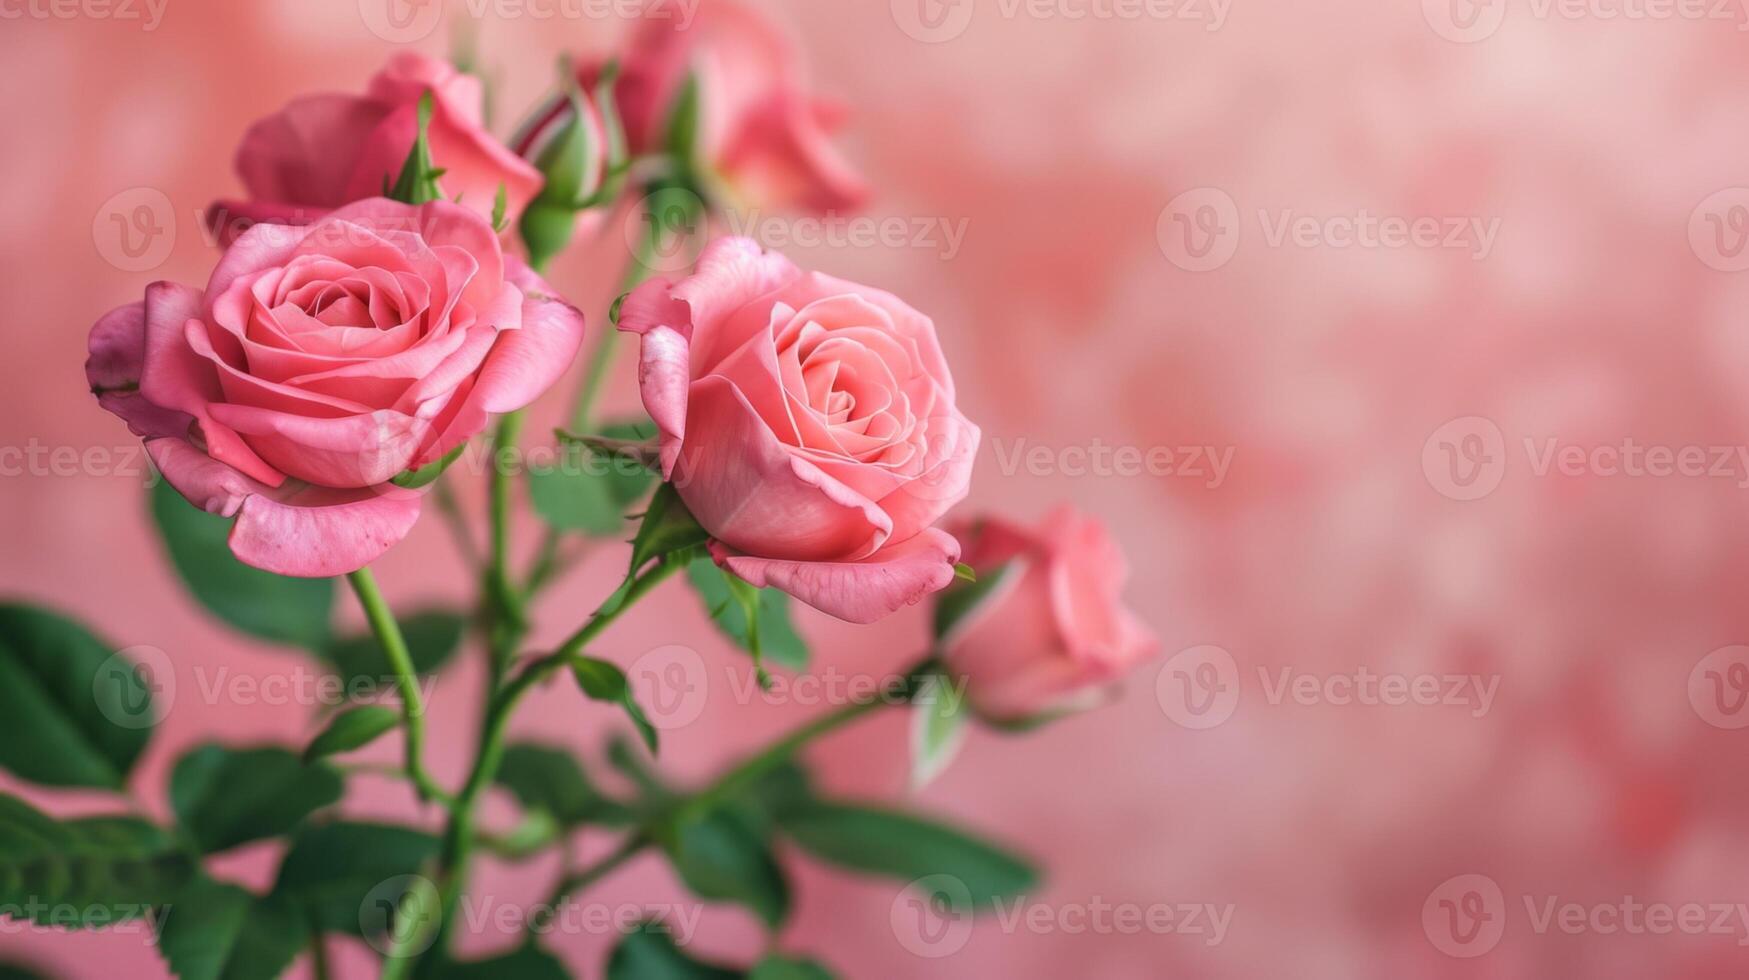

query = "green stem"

[
  {"left": 486, "top": 411, "right": 529, "bottom": 679},
  {"left": 308, "top": 932, "right": 331, "bottom": 980},
  {"left": 688, "top": 655, "right": 939, "bottom": 816},
  {"left": 402, "top": 558, "right": 684, "bottom": 970},
  {"left": 345, "top": 569, "right": 451, "bottom": 807}
]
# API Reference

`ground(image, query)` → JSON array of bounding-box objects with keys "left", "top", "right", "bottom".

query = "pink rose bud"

[
  {"left": 87, "top": 199, "right": 586, "bottom": 577},
  {"left": 207, "top": 53, "right": 543, "bottom": 247},
  {"left": 617, "top": 237, "right": 977, "bottom": 624},
  {"left": 512, "top": 61, "right": 622, "bottom": 270},
  {"left": 589, "top": 0, "right": 868, "bottom": 214},
  {"left": 939, "top": 508, "right": 1160, "bottom": 723}
]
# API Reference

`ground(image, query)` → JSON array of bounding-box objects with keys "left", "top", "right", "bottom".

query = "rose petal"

[
  {"left": 470, "top": 263, "right": 587, "bottom": 414},
  {"left": 87, "top": 301, "right": 194, "bottom": 440},
  {"left": 710, "top": 526, "right": 961, "bottom": 625}
]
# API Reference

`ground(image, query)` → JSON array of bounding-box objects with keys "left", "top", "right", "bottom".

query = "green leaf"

[
  {"left": 529, "top": 419, "right": 658, "bottom": 536},
  {"left": 303, "top": 706, "right": 400, "bottom": 763},
  {"left": 931, "top": 560, "right": 1019, "bottom": 644},
  {"left": 628, "top": 483, "right": 710, "bottom": 576},
  {"left": 664, "top": 71, "right": 703, "bottom": 169},
  {"left": 663, "top": 808, "right": 789, "bottom": 930},
  {"left": 606, "top": 921, "right": 740, "bottom": 980},
  {"left": 150, "top": 480, "right": 334, "bottom": 649},
  {"left": 429, "top": 944, "right": 570, "bottom": 980},
  {"left": 571, "top": 657, "right": 658, "bottom": 754},
  {"left": 685, "top": 556, "right": 808, "bottom": 674},
  {"left": 777, "top": 801, "right": 1036, "bottom": 908},
  {"left": 494, "top": 743, "right": 630, "bottom": 827},
  {"left": 0, "top": 793, "right": 195, "bottom": 928},
  {"left": 749, "top": 955, "right": 835, "bottom": 980},
  {"left": 953, "top": 562, "right": 977, "bottom": 582},
  {"left": 155, "top": 876, "right": 306, "bottom": 980},
  {"left": 169, "top": 745, "right": 343, "bottom": 854},
  {"left": 490, "top": 183, "right": 510, "bottom": 234},
  {"left": 0, "top": 605, "right": 152, "bottom": 790},
  {"left": 321, "top": 610, "right": 465, "bottom": 690},
  {"left": 391, "top": 442, "right": 468, "bottom": 490},
  {"left": 909, "top": 670, "right": 970, "bottom": 791},
  {"left": 271, "top": 822, "right": 439, "bottom": 935},
  {"left": 389, "top": 92, "right": 443, "bottom": 205},
  {"left": 0, "top": 963, "right": 51, "bottom": 980}
]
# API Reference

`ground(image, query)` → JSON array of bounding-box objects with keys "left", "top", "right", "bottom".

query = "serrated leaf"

[
  {"left": 303, "top": 706, "right": 400, "bottom": 763},
  {"left": 529, "top": 419, "right": 658, "bottom": 536},
  {"left": 321, "top": 610, "right": 465, "bottom": 690},
  {"left": 150, "top": 480, "right": 334, "bottom": 649},
  {"left": 0, "top": 605, "right": 153, "bottom": 790},
  {"left": 909, "top": 671, "right": 969, "bottom": 791},
  {"left": 271, "top": 822, "right": 439, "bottom": 936},
  {"left": 169, "top": 745, "right": 343, "bottom": 854},
  {"left": 777, "top": 801, "right": 1036, "bottom": 908},
  {"left": 572, "top": 657, "right": 658, "bottom": 754},
  {"left": 0, "top": 793, "right": 195, "bottom": 929},
  {"left": 155, "top": 876, "right": 306, "bottom": 980},
  {"left": 606, "top": 922, "right": 739, "bottom": 980},
  {"left": 664, "top": 807, "right": 789, "bottom": 930},
  {"left": 685, "top": 556, "right": 808, "bottom": 674},
  {"left": 494, "top": 743, "right": 630, "bottom": 827}
]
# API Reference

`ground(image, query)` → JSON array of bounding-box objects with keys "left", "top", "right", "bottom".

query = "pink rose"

[
  {"left": 618, "top": 237, "right": 977, "bottom": 623},
  {"left": 87, "top": 199, "right": 585, "bottom": 577},
  {"left": 578, "top": 0, "right": 867, "bottom": 213},
  {"left": 941, "top": 507, "right": 1159, "bottom": 722},
  {"left": 208, "top": 53, "right": 542, "bottom": 246}
]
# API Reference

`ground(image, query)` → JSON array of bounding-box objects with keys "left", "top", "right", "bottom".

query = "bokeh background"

[{"left": 7, "top": 0, "right": 1749, "bottom": 976}]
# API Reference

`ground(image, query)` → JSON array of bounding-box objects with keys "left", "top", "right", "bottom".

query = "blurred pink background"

[{"left": 8, "top": 0, "right": 1749, "bottom": 976}]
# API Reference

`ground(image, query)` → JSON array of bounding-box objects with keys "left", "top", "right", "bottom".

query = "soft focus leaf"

[
  {"left": 749, "top": 955, "right": 835, "bottom": 980},
  {"left": 428, "top": 944, "right": 570, "bottom": 980},
  {"left": 909, "top": 670, "right": 970, "bottom": 791},
  {"left": 931, "top": 561, "right": 1018, "bottom": 644},
  {"left": 777, "top": 801, "right": 1036, "bottom": 908},
  {"left": 572, "top": 657, "right": 658, "bottom": 754},
  {"left": 685, "top": 556, "right": 808, "bottom": 673},
  {"left": 303, "top": 706, "right": 400, "bottom": 763},
  {"left": 530, "top": 419, "right": 658, "bottom": 535},
  {"left": 495, "top": 743, "right": 631, "bottom": 827},
  {"left": 272, "top": 822, "right": 439, "bottom": 936},
  {"left": 0, "top": 604, "right": 153, "bottom": 790},
  {"left": 0, "top": 793, "right": 195, "bottom": 928},
  {"left": 169, "top": 745, "right": 342, "bottom": 854},
  {"left": 606, "top": 921, "right": 740, "bottom": 980},
  {"left": 155, "top": 876, "right": 306, "bottom": 980},
  {"left": 664, "top": 807, "right": 789, "bottom": 930},
  {"left": 150, "top": 480, "right": 334, "bottom": 649},
  {"left": 321, "top": 610, "right": 465, "bottom": 689}
]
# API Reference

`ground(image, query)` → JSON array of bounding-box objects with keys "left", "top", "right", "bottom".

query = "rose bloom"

[
  {"left": 87, "top": 199, "right": 585, "bottom": 576},
  {"left": 619, "top": 237, "right": 977, "bottom": 623},
  {"left": 942, "top": 507, "right": 1159, "bottom": 722},
  {"left": 208, "top": 53, "right": 542, "bottom": 245},
  {"left": 566, "top": 0, "right": 866, "bottom": 213}
]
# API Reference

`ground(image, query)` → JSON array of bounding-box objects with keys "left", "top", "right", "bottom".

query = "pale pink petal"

[
  {"left": 711, "top": 526, "right": 961, "bottom": 625},
  {"left": 470, "top": 263, "right": 587, "bottom": 414},
  {"left": 675, "top": 375, "right": 889, "bottom": 562},
  {"left": 205, "top": 403, "right": 426, "bottom": 489}
]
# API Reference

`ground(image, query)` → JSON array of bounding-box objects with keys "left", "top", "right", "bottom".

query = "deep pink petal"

[
  {"left": 711, "top": 526, "right": 961, "bottom": 625},
  {"left": 87, "top": 301, "right": 194, "bottom": 440}
]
